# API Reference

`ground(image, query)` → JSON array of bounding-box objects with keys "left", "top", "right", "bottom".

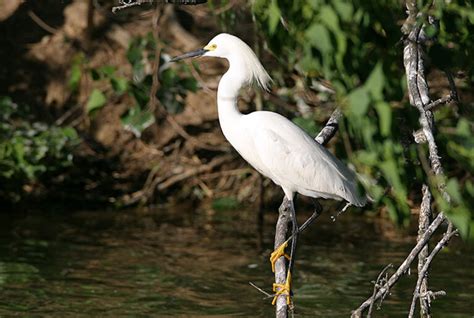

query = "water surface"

[{"left": 0, "top": 206, "right": 472, "bottom": 317}]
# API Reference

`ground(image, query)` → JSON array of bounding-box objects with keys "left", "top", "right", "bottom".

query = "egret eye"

[{"left": 208, "top": 44, "right": 217, "bottom": 50}]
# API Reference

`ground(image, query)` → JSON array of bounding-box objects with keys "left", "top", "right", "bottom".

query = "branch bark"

[
  {"left": 351, "top": 212, "right": 447, "bottom": 317},
  {"left": 417, "top": 184, "right": 432, "bottom": 317}
]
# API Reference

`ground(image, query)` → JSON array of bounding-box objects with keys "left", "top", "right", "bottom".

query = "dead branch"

[
  {"left": 367, "top": 264, "right": 393, "bottom": 318},
  {"left": 417, "top": 184, "right": 432, "bottom": 316},
  {"left": 157, "top": 154, "right": 234, "bottom": 190},
  {"left": 315, "top": 108, "right": 343, "bottom": 146},
  {"left": 353, "top": 1, "right": 458, "bottom": 316},
  {"left": 27, "top": 10, "right": 58, "bottom": 34},
  {"left": 351, "top": 212, "right": 447, "bottom": 317},
  {"left": 408, "top": 226, "right": 458, "bottom": 318}
]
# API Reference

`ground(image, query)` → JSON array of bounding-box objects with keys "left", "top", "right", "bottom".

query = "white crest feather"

[
  {"left": 213, "top": 33, "right": 272, "bottom": 91},
  {"left": 237, "top": 39, "right": 272, "bottom": 91}
]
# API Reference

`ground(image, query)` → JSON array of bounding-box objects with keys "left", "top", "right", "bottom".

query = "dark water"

[{"left": 0, "top": 206, "right": 472, "bottom": 317}]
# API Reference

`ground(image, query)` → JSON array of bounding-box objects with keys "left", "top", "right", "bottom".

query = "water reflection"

[{"left": 0, "top": 206, "right": 472, "bottom": 316}]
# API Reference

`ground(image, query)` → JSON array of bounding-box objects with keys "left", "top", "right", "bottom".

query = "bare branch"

[
  {"left": 351, "top": 212, "right": 447, "bottom": 318},
  {"left": 367, "top": 264, "right": 393, "bottom": 317},
  {"left": 408, "top": 227, "right": 458, "bottom": 317},
  {"left": 416, "top": 184, "right": 433, "bottom": 316},
  {"left": 315, "top": 108, "right": 342, "bottom": 145},
  {"left": 424, "top": 95, "right": 453, "bottom": 111}
]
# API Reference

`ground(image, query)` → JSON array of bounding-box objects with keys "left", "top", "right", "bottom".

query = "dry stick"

[
  {"left": 27, "top": 10, "right": 58, "bottom": 34},
  {"left": 367, "top": 263, "right": 393, "bottom": 318},
  {"left": 351, "top": 212, "right": 447, "bottom": 318},
  {"left": 403, "top": 5, "right": 458, "bottom": 316},
  {"left": 417, "top": 184, "right": 433, "bottom": 317},
  {"left": 157, "top": 155, "right": 234, "bottom": 190},
  {"left": 408, "top": 226, "right": 458, "bottom": 318},
  {"left": 274, "top": 108, "right": 343, "bottom": 318}
]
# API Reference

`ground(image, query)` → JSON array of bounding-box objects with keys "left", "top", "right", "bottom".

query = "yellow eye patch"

[{"left": 205, "top": 43, "right": 217, "bottom": 51}]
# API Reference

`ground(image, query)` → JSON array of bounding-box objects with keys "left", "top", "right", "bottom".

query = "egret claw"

[
  {"left": 270, "top": 240, "right": 290, "bottom": 272},
  {"left": 272, "top": 272, "right": 292, "bottom": 305}
]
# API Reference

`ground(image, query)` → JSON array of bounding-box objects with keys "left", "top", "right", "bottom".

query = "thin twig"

[
  {"left": 27, "top": 10, "right": 58, "bottom": 34},
  {"left": 157, "top": 155, "right": 234, "bottom": 190},
  {"left": 249, "top": 281, "right": 273, "bottom": 298},
  {"left": 408, "top": 227, "right": 458, "bottom": 317},
  {"left": 424, "top": 95, "right": 453, "bottom": 111},
  {"left": 367, "top": 264, "right": 393, "bottom": 318},
  {"left": 351, "top": 212, "right": 447, "bottom": 317},
  {"left": 112, "top": 0, "right": 153, "bottom": 14}
]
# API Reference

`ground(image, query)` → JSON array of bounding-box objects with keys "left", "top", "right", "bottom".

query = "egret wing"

[{"left": 253, "top": 126, "right": 347, "bottom": 200}]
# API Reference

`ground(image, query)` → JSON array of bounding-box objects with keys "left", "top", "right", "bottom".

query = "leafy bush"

[
  {"left": 0, "top": 96, "right": 79, "bottom": 201},
  {"left": 71, "top": 33, "right": 198, "bottom": 137}
]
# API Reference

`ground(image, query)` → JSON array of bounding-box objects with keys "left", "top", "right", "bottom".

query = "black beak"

[{"left": 170, "top": 48, "right": 208, "bottom": 62}]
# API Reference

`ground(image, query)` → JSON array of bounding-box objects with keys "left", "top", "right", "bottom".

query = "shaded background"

[{"left": 0, "top": 0, "right": 473, "bottom": 316}]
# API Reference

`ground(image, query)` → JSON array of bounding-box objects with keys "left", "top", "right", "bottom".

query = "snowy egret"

[{"left": 171, "top": 33, "right": 367, "bottom": 304}]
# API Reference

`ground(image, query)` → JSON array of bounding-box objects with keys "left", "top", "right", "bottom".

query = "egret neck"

[{"left": 216, "top": 58, "right": 246, "bottom": 143}]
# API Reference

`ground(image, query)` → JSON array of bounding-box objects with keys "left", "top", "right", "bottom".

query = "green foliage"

[
  {"left": 251, "top": 0, "right": 474, "bottom": 233},
  {"left": 292, "top": 117, "right": 319, "bottom": 136},
  {"left": 0, "top": 97, "right": 79, "bottom": 201},
  {"left": 126, "top": 33, "right": 198, "bottom": 115},
  {"left": 121, "top": 106, "right": 155, "bottom": 138},
  {"left": 212, "top": 197, "right": 240, "bottom": 210},
  {"left": 70, "top": 33, "right": 198, "bottom": 137},
  {"left": 86, "top": 89, "right": 107, "bottom": 113}
]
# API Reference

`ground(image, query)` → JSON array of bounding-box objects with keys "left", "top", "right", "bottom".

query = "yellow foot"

[
  {"left": 270, "top": 240, "right": 290, "bottom": 273},
  {"left": 272, "top": 272, "right": 292, "bottom": 305}
]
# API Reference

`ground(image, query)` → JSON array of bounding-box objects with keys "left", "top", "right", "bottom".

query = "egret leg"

[
  {"left": 271, "top": 200, "right": 323, "bottom": 305},
  {"left": 287, "top": 199, "right": 298, "bottom": 279},
  {"left": 272, "top": 199, "right": 296, "bottom": 305},
  {"left": 287, "top": 199, "right": 323, "bottom": 242},
  {"left": 270, "top": 200, "right": 322, "bottom": 272}
]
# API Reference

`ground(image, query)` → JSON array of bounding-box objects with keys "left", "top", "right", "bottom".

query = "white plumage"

[
  {"left": 172, "top": 33, "right": 367, "bottom": 206},
  {"left": 188, "top": 33, "right": 366, "bottom": 207},
  {"left": 171, "top": 32, "right": 367, "bottom": 305}
]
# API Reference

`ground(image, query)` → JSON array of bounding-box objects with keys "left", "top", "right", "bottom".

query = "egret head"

[{"left": 170, "top": 33, "right": 271, "bottom": 90}]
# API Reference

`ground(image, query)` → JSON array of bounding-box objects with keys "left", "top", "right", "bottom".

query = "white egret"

[{"left": 170, "top": 33, "right": 367, "bottom": 304}]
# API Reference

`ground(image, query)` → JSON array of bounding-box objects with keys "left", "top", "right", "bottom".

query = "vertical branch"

[
  {"left": 417, "top": 184, "right": 432, "bottom": 317},
  {"left": 86, "top": 0, "right": 94, "bottom": 39},
  {"left": 274, "top": 198, "right": 290, "bottom": 318},
  {"left": 148, "top": 3, "right": 165, "bottom": 117},
  {"left": 353, "top": 1, "right": 458, "bottom": 317}
]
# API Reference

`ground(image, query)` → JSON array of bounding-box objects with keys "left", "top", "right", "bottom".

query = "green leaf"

[
  {"left": 292, "top": 117, "right": 319, "bottom": 136},
  {"left": 446, "top": 207, "right": 472, "bottom": 241},
  {"left": 319, "top": 5, "right": 340, "bottom": 34},
  {"left": 446, "top": 178, "right": 463, "bottom": 204},
  {"left": 374, "top": 101, "right": 391, "bottom": 137},
  {"left": 364, "top": 62, "right": 385, "bottom": 100},
  {"left": 111, "top": 77, "right": 129, "bottom": 94},
  {"left": 306, "top": 24, "right": 332, "bottom": 54},
  {"left": 98, "top": 65, "right": 116, "bottom": 77},
  {"left": 121, "top": 106, "right": 155, "bottom": 138},
  {"left": 348, "top": 87, "right": 370, "bottom": 116},
  {"left": 268, "top": 0, "right": 281, "bottom": 34},
  {"left": 69, "top": 64, "right": 82, "bottom": 92},
  {"left": 333, "top": 0, "right": 353, "bottom": 22},
  {"left": 212, "top": 197, "right": 239, "bottom": 211},
  {"left": 86, "top": 89, "right": 107, "bottom": 113}
]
